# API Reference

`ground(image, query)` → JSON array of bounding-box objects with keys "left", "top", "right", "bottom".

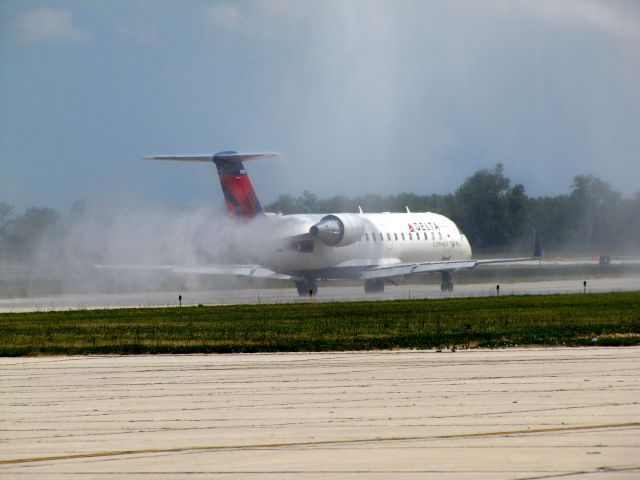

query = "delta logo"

[{"left": 408, "top": 221, "right": 441, "bottom": 232}]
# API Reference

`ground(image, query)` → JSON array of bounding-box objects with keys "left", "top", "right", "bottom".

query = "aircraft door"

[{"left": 441, "top": 226, "right": 452, "bottom": 260}]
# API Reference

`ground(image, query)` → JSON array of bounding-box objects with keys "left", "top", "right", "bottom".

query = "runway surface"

[
  {"left": 2, "top": 348, "right": 639, "bottom": 479},
  {"left": 2, "top": 275, "right": 640, "bottom": 312}
]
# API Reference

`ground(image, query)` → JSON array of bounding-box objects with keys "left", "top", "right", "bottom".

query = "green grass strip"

[{"left": 1, "top": 292, "right": 639, "bottom": 356}]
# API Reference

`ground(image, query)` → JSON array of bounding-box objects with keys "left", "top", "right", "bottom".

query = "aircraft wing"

[
  {"left": 361, "top": 233, "right": 543, "bottom": 280},
  {"left": 173, "top": 265, "right": 295, "bottom": 281},
  {"left": 360, "top": 260, "right": 478, "bottom": 279},
  {"left": 360, "top": 256, "right": 542, "bottom": 280},
  {"left": 95, "top": 264, "right": 295, "bottom": 281}
]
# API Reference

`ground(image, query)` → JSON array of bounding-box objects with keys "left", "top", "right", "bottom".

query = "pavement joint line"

[{"left": 2, "top": 421, "right": 638, "bottom": 466}]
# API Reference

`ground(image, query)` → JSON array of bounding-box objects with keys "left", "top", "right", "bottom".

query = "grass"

[{"left": 1, "top": 292, "right": 639, "bottom": 356}]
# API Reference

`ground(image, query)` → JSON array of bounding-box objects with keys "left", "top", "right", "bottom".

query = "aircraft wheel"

[
  {"left": 441, "top": 281, "right": 454, "bottom": 292},
  {"left": 296, "top": 280, "right": 317, "bottom": 297}
]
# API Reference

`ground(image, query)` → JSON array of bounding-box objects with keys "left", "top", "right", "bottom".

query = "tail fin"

[
  {"left": 144, "top": 151, "right": 278, "bottom": 218},
  {"left": 213, "top": 151, "right": 275, "bottom": 218}
]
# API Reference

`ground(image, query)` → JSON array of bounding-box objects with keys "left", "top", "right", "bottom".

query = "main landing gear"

[
  {"left": 364, "top": 278, "right": 385, "bottom": 294},
  {"left": 295, "top": 278, "right": 318, "bottom": 297},
  {"left": 440, "top": 271, "right": 454, "bottom": 292}
]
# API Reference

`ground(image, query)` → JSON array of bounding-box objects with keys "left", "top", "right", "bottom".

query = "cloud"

[
  {"left": 205, "top": 4, "right": 243, "bottom": 30},
  {"left": 203, "top": 2, "right": 310, "bottom": 37},
  {"left": 15, "top": 7, "right": 90, "bottom": 44},
  {"left": 515, "top": 0, "right": 640, "bottom": 39}
]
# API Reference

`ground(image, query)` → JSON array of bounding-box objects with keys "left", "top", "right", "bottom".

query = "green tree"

[
  {"left": 4, "top": 207, "right": 61, "bottom": 264},
  {"left": 265, "top": 194, "right": 297, "bottom": 214},
  {"left": 0, "top": 202, "right": 15, "bottom": 262},
  {"left": 529, "top": 194, "right": 571, "bottom": 251},
  {"left": 295, "top": 191, "right": 319, "bottom": 213},
  {"left": 449, "top": 164, "right": 529, "bottom": 250},
  {"left": 567, "top": 175, "right": 622, "bottom": 252},
  {"left": 317, "top": 195, "right": 354, "bottom": 213}
]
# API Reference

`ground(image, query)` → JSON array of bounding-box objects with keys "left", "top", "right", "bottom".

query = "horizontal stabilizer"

[
  {"left": 143, "top": 152, "right": 279, "bottom": 163},
  {"left": 143, "top": 155, "right": 213, "bottom": 162},
  {"left": 214, "top": 152, "right": 279, "bottom": 162}
]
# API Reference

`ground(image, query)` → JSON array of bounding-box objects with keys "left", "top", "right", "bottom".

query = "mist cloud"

[{"left": 15, "top": 7, "right": 90, "bottom": 44}]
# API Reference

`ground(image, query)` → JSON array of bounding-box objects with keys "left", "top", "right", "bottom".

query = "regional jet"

[{"left": 145, "top": 151, "right": 542, "bottom": 296}]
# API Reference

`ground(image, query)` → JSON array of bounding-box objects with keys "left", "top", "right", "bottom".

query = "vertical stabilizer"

[
  {"left": 144, "top": 151, "right": 278, "bottom": 219},
  {"left": 213, "top": 151, "right": 265, "bottom": 218}
]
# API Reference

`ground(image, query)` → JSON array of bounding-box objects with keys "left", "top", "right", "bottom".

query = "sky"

[{"left": 1, "top": 0, "right": 639, "bottom": 215}]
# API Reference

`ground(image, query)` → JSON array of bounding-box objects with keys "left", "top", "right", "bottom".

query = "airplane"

[{"left": 144, "top": 151, "right": 542, "bottom": 296}]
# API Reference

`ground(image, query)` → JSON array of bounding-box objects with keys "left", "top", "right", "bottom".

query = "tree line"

[
  {"left": 1, "top": 164, "right": 638, "bottom": 265},
  {"left": 265, "top": 164, "right": 640, "bottom": 254},
  {"left": 0, "top": 201, "right": 83, "bottom": 265}
]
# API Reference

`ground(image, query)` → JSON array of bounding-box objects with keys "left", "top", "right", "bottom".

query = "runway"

[
  {"left": 2, "top": 348, "right": 639, "bottom": 479},
  {"left": 2, "top": 275, "right": 640, "bottom": 312}
]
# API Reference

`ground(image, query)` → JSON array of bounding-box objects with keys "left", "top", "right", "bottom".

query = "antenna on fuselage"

[
  {"left": 406, "top": 206, "right": 411, "bottom": 213},
  {"left": 358, "top": 206, "right": 364, "bottom": 214}
]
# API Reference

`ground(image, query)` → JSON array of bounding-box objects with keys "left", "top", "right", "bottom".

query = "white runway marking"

[{"left": 2, "top": 348, "right": 639, "bottom": 478}]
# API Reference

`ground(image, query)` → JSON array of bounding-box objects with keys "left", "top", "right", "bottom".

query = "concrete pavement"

[
  {"left": 1, "top": 348, "right": 639, "bottom": 478},
  {"left": 2, "top": 275, "right": 640, "bottom": 312}
]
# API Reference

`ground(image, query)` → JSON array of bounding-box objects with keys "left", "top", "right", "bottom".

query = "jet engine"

[{"left": 309, "top": 214, "right": 365, "bottom": 247}]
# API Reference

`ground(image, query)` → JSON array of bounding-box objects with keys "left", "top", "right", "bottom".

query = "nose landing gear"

[{"left": 440, "top": 271, "right": 454, "bottom": 292}]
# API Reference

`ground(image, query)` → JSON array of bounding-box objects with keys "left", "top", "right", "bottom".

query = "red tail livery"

[
  {"left": 143, "top": 151, "right": 278, "bottom": 218},
  {"left": 213, "top": 151, "right": 263, "bottom": 218}
]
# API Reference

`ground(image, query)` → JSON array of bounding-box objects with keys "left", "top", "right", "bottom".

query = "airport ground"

[
  {"left": 2, "top": 273, "right": 640, "bottom": 312},
  {"left": 1, "top": 266, "right": 639, "bottom": 477},
  {"left": 2, "top": 348, "right": 639, "bottom": 479}
]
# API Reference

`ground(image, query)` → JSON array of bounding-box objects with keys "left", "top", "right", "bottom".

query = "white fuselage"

[{"left": 252, "top": 212, "right": 472, "bottom": 276}]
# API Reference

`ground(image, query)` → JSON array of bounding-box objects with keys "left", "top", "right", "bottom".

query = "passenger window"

[
  {"left": 401, "top": 233, "right": 405, "bottom": 240},
  {"left": 409, "top": 233, "right": 412, "bottom": 240},
  {"left": 373, "top": 234, "right": 376, "bottom": 242},
  {"left": 394, "top": 233, "right": 398, "bottom": 241},
  {"left": 365, "top": 233, "right": 369, "bottom": 241},
  {"left": 431, "top": 232, "right": 435, "bottom": 240},
  {"left": 387, "top": 233, "right": 391, "bottom": 241},
  {"left": 438, "top": 232, "right": 442, "bottom": 240},
  {"left": 424, "top": 232, "right": 428, "bottom": 241},
  {"left": 380, "top": 233, "right": 384, "bottom": 241}
]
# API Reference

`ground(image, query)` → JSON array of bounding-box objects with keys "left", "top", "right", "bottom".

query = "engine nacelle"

[{"left": 309, "top": 214, "right": 365, "bottom": 247}]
